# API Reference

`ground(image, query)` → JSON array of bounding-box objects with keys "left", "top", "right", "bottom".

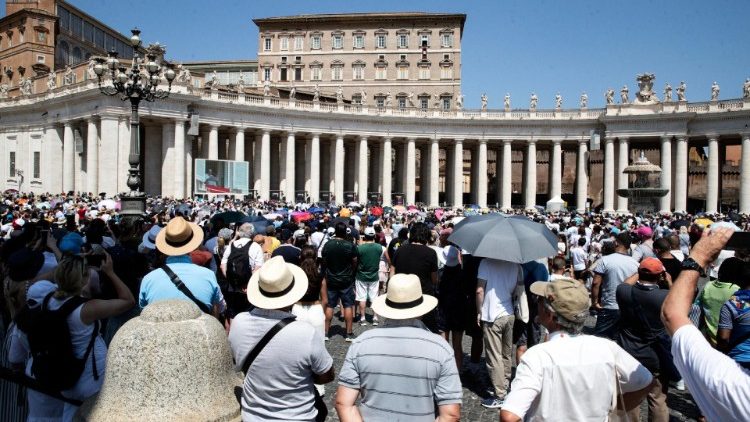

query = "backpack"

[
  {"left": 225, "top": 240, "right": 253, "bottom": 290},
  {"left": 27, "top": 292, "right": 99, "bottom": 392}
]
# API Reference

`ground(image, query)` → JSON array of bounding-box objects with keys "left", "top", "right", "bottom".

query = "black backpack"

[
  {"left": 225, "top": 240, "right": 253, "bottom": 290},
  {"left": 27, "top": 293, "right": 99, "bottom": 391}
]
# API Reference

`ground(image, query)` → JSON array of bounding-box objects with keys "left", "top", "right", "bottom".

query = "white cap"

[
  {"left": 293, "top": 229, "right": 306, "bottom": 238},
  {"left": 364, "top": 227, "right": 376, "bottom": 236}
]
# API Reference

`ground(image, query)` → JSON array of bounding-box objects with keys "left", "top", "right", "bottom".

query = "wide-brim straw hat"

[
  {"left": 372, "top": 273, "right": 437, "bottom": 320},
  {"left": 155, "top": 216, "right": 204, "bottom": 256},
  {"left": 247, "top": 255, "right": 308, "bottom": 309}
]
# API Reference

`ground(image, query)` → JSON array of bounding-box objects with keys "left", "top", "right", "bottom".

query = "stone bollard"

[{"left": 76, "top": 300, "right": 242, "bottom": 421}]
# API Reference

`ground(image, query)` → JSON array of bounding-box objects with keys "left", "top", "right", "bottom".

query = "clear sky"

[{"left": 18, "top": 0, "right": 750, "bottom": 108}]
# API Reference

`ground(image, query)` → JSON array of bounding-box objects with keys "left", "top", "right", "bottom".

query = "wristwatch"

[{"left": 681, "top": 257, "right": 706, "bottom": 277}]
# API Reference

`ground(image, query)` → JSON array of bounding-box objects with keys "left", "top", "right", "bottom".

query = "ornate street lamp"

[{"left": 93, "top": 28, "right": 176, "bottom": 218}]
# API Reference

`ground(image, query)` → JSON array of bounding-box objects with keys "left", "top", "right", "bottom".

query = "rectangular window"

[
  {"left": 263, "top": 68, "right": 271, "bottom": 81},
  {"left": 441, "top": 33, "right": 453, "bottom": 47},
  {"left": 398, "top": 34, "right": 408, "bottom": 48},
  {"left": 105, "top": 34, "right": 115, "bottom": 51},
  {"left": 440, "top": 66, "right": 453, "bottom": 79},
  {"left": 353, "top": 34, "right": 364, "bottom": 49},
  {"left": 333, "top": 35, "right": 343, "bottom": 49},
  {"left": 9, "top": 152, "right": 15, "bottom": 177},
  {"left": 419, "top": 67, "right": 430, "bottom": 80},
  {"left": 294, "top": 67, "right": 302, "bottom": 81},
  {"left": 376, "top": 35, "right": 386, "bottom": 48},
  {"left": 352, "top": 94, "right": 362, "bottom": 104},
  {"left": 311, "top": 36, "right": 321, "bottom": 50},
  {"left": 264, "top": 37, "right": 272, "bottom": 51},
  {"left": 311, "top": 67, "right": 321, "bottom": 81},
  {"left": 421, "top": 34, "right": 429, "bottom": 47},
  {"left": 332, "top": 67, "right": 342, "bottom": 81},
  {"left": 280, "top": 37, "right": 288, "bottom": 51},
  {"left": 280, "top": 68, "right": 287, "bottom": 81},
  {"left": 37, "top": 31, "right": 46, "bottom": 43},
  {"left": 442, "top": 98, "right": 451, "bottom": 110},
  {"left": 397, "top": 67, "right": 408, "bottom": 80},
  {"left": 420, "top": 97, "right": 429, "bottom": 110},
  {"left": 33, "top": 151, "right": 40, "bottom": 178},
  {"left": 95, "top": 28, "right": 104, "bottom": 48},
  {"left": 84, "top": 22, "right": 94, "bottom": 43},
  {"left": 398, "top": 97, "right": 406, "bottom": 109},
  {"left": 376, "top": 97, "right": 385, "bottom": 108},
  {"left": 353, "top": 66, "right": 364, "bottom": 80},
  {"left": 71, "top": 14, "right": 82, "bottom": 38},
  {"left": 59, "top": 6, "right": 70, "bottom": 30},
  {"left": 294, "top": 36, "right": 303, "bottom": 51},
  {"left": 375, "top": 67, "right": 386, "bottom": 80}
]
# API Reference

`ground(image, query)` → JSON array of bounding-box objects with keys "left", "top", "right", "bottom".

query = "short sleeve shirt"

[
  {"left": 477, "top": 259, "right": 523, "bottom": 322},
  {"left": 322, "top": 238, "right": 359, "bottom": 290},
  {"left": 139, "top": 255, "right": 225, "bottom": 312},
  {"left": 392, "top": 243, "right": 438, "bottom": 295},
  {"left": 356, "top": 242, "right": 383, "bottom": 283},
  {"left": 594, "top": 253, "right": 639, "bottom": 310},
  {"left": 718, "top": 291, "right": 750, "bottom": 363}
]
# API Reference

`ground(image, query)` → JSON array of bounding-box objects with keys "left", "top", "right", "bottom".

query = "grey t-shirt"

[
  {"left": 228, "top": 308, "right": 333, "bottom": 421},
  {"left": 594, "top": 253, "right": 639, "bottom": 310}
]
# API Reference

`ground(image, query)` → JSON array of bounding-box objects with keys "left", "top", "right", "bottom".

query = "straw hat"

[
  {"left": 247, "top": 256, "right": 308, "bottom": 309},
  {"left": 155, "top": 216, "right": 204, "bottom": 256},
  {"left": 372, "top": 274, "right": 437, "bottom": 320}
]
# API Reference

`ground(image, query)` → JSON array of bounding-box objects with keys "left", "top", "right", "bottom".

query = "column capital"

[
  {"left": 550, "top": 138, "right": 563, "bottom": 145},
  {"left": 705, "top": 133, "right": 719, "bottom": 141},
  {"left": 86, "top": 115, "right": 99, "bottom": 123},
  {"left": 660, "top": 135, "right": 673, "bottom": 141},
  {"left": 741, "top": 132, "right": 750, "bottom": 141},
  {"left": 230, "top": 126, "right": 246, "bottom": 134},
  {"left": 309, "top": 132, "right": 322, "bottom": 138},
  {"left": 526, "top": 138, "right": 537, "bottom": 145},
  {"left": 577, "top": 137, "right": 589, "bottom": 144},
  {"left": 380, "top": 136, "right": 392, "bottom": 143},
  {"left": 502, "top": 139, "right": 513, "bottom": 146},
  {"left": 358, "top": 134, "right": 368, "bottom": 141},
  {"left": 675, "top": 134, "right": 689, "bottom": 142},
  {"left": 454, "top": 138, "right": 464, "bottom": 144},
  {"left": 209, "top": 124, "right": 220, "bottom": 130},
  {"left": 618, "top": 136, "right": 629, "bottom": 144},
  {"left": 478, "top": 138, "right": 488, "bottom": 145}
]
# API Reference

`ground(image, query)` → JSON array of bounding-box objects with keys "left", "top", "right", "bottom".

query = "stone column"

[
  {"left": 86, "top": 118, "right": 99, "bottom": 193},
  {"left": 174, "top": 120, "right": 185, "bottom": 198},
  {"left": 603, "top": 137, "right": 615, "bottom": 213},
  {"left": 259, "top": 130, "right": 271, "bottom": 201},
  {"left": 525, "top": 140, "right": 537, "bottom": 210},
  {"left": 118, "top": 117, "right": 130, "bottom": 193},
  {"left": 406, "top": 137, "right": 416, "bottom": 205},
  {"left": 143, "top": 125, "right": 162, "bottom": 195},
  {"left": 429, "top": 137, "right": 440, "bottom": 207},
  {"left": 234, "top": 129, "right": 244, "bottom": 161},
  {"left": 310, "top": 133, "right": 320, "bottom": 203},
  {"left": 358, "top": 136, "right": 368, "bottom": 203},
  {"left": 43, "top": 124, "right": 63, "bottom": 194},
  {"left": 453, "top": 139, "right": 464, "bottom": 207},
  {"left": 674, "top": 136, "right": 689, "bottom": 213},
  {"left": 381, "top": 137, "right": 392, "bottom": 206},
  {"left": 185, "top": 135, "right": 193, "bottom": 197},
  {"left": 502, "top": 140, "right": 512, "bottom": 210},
  {"left": 334, "top": 134, "right": 345, "bottom": 204},
  {"left": 304, "top": 138, "right": 312, "bottom": 195},
  {"left": 208, "top": 125, "right": 219, "bottom": 160},
  {"left": 329, "top": 141, "right": 336, "bottom": 194},
  {"left": 576, "top": 139, "right": 588, "bottom": 212},
  {"left": 98, "top": 117, "right": 119, "bottom": 196},
  {"left": 253, "top": 133, "right": 262, "bottom": 193},
  {"left": 161, "top": 122, "right": 175, "bottom": 197},
  {"left": 477, "top": 139, "right": 488, "bottom": 208},
  {"left": 659, "top": 136, "right": 672, "bottom": 212},
  {"left": 547, "top": 139, "right": 563, "bottom": 210},
  {"left": 740, "top": 134, "right": 750, "bottom": 214},
  {"left": 616, "top": 137, "right": 629, "bottom": 213},
  {"left": 285, "top": 132, "right": 295, "bottom": 203},
  {"left": 62, "top": 122, "right": 75, "bottom": 192},
  {"left": 706, "top": 136, "right": 720, "bottom": 214}
]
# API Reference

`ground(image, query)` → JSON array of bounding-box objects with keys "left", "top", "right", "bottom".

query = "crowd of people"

[{"left": 0, "top": 191, "right": 749, "bottom": 421}]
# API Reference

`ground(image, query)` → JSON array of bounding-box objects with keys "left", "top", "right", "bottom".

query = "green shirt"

[
  {"left": 322, "top": 238, "right": 359, "bottom": 290},
  {"left": 357, "top": 242, "right": 383, "bottom": 283},
  {"left": 699, "top": 280, "right": 740, "bottom": 345}
]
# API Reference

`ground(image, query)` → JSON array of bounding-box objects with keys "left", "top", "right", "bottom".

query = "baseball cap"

[
  {"left": 339, "top": 208, "right": 351, "bottom": 218},
  {"left": 326, "top": 227, "right": 335, "bottom": 235},
  {"left": 293, "top": 229, "right": 306, "bottom": 239},
  {"left": 636, "top": 226, "right": 653, "bottom": 239},
  {"left": 364, "top": 226, "right": 376, "bottom": 237},
  {"left": 530, "top": 278, "right": 590, "bottom": 323},
  {"left": 639, "top": 257, "right": 665, "bottom": 275}
]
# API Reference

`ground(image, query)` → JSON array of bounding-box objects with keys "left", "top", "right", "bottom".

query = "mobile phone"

[
  {"left": 87, "top": 254, "right": 104, "bottom": 268},
  {"left": 725, "top": 232, "right": 750, "bottom": 250}
]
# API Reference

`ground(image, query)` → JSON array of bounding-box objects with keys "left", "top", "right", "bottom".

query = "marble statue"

[
  {"left": 480, "top": 93, "right": 488, "bottom": 111},
  {"left": 743, "top": 78, "right": 750, "bottom": 99},
  {"left": 504, "top": 93, "right": 511, "bottom": 109},
  {"left": 236, "top": 74, "right": 245, "bottom": 93},
  {"left": 386, "top": 91, "right": 393, "bottom": 107},
  {"left": 360, "top": 90, "right": 367, "bottom": 107},
  {"left": 0, "top": 84, "right": 8, "bottom": 99},
  {"left": 664, "top": 83, "right": 673, "bottom": 102},
  {"left": 605, "top": 88, "right": 615, "bottom": 104},
  {"left": 620, "top": 85, "right": 629, "bottom": 104},
  {"left": 580, "top": 92, "right": 588, "bottom": 108},
  {"left": 263, "top": 80, "right": 271, "bottom": 97},
  {"left": 634, "top": 73, "right": 659, "bottom": 104},
  {"left": 711, "top": 81, "right": 720, "bottom": 101},
  {"left": 210, "top": 70, "right": 219, "bottom": 88},
  {"left": 313, "top": 84, "right": 320, "bottom": 101},
  {"left": 554, "top": 93, "right": 562, "bottom": 109},
  {"left": 46, "top": 72, "right": 56, "bottom": 91},
  {"left": 336, "top": 85, "right": 344, "bottom": 104},
  {"left": 289, "top": 85, "right": 296, "bottom": 99},
  {"left": 87, "top": 58, "right": 97, "bottom": 80},
  {"left": 19, "top": 77, "right": 32, "bottom": 95},
  {"left": 530, "top": 92, "right": 538, "bottom": 110},
  {"left": 177, "top": 65, "right": 192, "bottom": 84},
  {"left": 63, "top": 66, "right": 75, "bottom": 85},
  {"left": 455, "top": 92, "right": 463, "bottom": 109},
  {"left": 676, "top": 81, "right": 686, "bottom": 101}
]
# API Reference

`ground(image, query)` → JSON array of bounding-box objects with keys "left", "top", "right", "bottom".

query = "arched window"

[
  {"left": 71, "top": 46, "right": 82, "bottom": 65},
  {"left": 56, "top": 40, "right": 70, "bottom": 69}
]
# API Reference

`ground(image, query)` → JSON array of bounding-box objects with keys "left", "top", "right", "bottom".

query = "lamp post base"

[{"left": 119, "top": 193, "right": 147, "bottom": 219}]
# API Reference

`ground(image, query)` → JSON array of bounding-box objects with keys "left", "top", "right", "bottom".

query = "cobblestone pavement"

[{"left": 320, "top": 311, "right": 701, "bottom": 421}]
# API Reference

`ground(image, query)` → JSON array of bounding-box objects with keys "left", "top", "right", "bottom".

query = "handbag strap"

[
  {"left": 241, "top": 316, "right": 296, "bottom": 374},
  {"left": 161, "top": 265, "right": 212, "bottom": 314}
]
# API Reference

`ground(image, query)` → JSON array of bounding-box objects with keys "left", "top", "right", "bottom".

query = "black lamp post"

[{"left": 93, "top": 28, "right": 176, "bottom": 218}]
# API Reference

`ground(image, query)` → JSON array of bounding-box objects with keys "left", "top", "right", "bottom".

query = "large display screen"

[{"left": 194, "top": 159, "right": 249, "bottom": 195}]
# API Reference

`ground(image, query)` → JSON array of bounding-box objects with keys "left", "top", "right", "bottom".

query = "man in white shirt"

[
  {"left": 501, "top": 278, "right": 653, "bottom": 422},
  {"left": 221, "top": 223, "right": 264, "bottom": 275},
  {"left": 476, "top": 258, "right": 523, "bottom": 408},
  {"left": 661, "top": 227, "right": 750, "bottom": 422}
]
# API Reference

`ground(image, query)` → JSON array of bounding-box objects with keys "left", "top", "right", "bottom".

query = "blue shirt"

[
  {"left": 719, "top": 290, "right": 750, "bottom": 363},
  {"left": 139, "top": 255, "right": 225, "bottom": 312}
]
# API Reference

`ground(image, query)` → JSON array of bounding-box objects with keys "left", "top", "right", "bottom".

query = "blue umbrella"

[
  {"left": 308, "top": 207, "right": 325, "bottom": 214},
  {"left": 240, "top": 215, "right": 271, "bottom": 233}
]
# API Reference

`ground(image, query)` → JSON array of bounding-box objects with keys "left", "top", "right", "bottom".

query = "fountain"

[{"left": 616, "top": 151, "right": 669, "bottom": 213}]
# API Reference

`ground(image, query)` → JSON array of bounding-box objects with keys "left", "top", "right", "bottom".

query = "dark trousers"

[{"left": 592, "top": 308, "right": 620, "bottom": 340}]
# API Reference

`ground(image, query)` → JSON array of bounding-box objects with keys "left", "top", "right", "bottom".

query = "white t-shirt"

[
  {"left": 221, "top": 238, "right": 264, "bottom": 271},
  {"left": 571, "top": 247, "right": 588, "bottom": 271},
  {"left": 477, "top": 259, "right": 523, "bottom": 323},
  {"left": 503, "top": 332, "right": 653, "bottom": 421},
  {"left": 671, "top": 324, "right": 750, "bottom": 422}
]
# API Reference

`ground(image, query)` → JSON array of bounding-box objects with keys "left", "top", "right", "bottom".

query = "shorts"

[
  {"left": 355, "top": 279, "right": 379, "bottom": 302},
  {"left": 327, "top": 285, "right": 355, "bottom": 309}
]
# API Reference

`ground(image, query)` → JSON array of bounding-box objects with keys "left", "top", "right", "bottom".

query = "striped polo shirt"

[{"left": 338, "top": 319, "right": 462, "bottom": 420}]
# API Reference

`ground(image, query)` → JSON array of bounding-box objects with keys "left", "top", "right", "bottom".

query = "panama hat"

[
  {"left": 155, "top": 216, "right": 204, "bottom": 256},
  {"left": 247, "top": 255, "right": 308, "bottom": 309},
  {"left": 372, "top": 273, "right": 437, "bottom": 320},
  {"left": 141, "top": 225, "right": 162, "bottom": 250}
]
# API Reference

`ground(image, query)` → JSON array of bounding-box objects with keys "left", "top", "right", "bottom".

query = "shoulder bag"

[{"left": 161, "top": 265, "right": 212, "bottom": 314}]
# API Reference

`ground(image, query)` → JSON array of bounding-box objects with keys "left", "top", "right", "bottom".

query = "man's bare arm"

[{"left": 335, "top": 385, "right": 363, "bottom": 422}]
